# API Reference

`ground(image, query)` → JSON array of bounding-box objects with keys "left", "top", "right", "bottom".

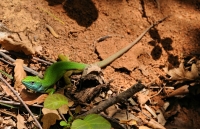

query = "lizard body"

[{"left": 22, "top": 19, "right": 166, "bottom": 94}]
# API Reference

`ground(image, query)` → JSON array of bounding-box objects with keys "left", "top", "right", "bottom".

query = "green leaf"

[
  {"left": 44, "top": 94, "right": 68, "bottom": 110},
  {"left": 71, "top": 114, "right": 111, "bottom": 129},
  {"left": 60, "top": 121, "right": 68, "bottom": 126}
]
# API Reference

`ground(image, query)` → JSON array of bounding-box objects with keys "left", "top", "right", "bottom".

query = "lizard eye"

[{"left": 31, "top": 82, "right": 35, "bottom": 85}]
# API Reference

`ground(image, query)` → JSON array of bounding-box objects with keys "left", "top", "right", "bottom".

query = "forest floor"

[{"left": 1, "top": 0, "right": 200, "bottom": 128}]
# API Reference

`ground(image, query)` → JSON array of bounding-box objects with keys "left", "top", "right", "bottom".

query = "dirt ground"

[{"left": 1, "top": 0, "right": 200, "bottom": 128}]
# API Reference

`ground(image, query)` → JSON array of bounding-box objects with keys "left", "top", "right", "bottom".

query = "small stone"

[{"left": 107, "top": 90, "right": 113, "bottom": 95}]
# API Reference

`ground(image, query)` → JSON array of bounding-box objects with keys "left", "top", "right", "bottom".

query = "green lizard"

[{"left": 22, "top": 19, "right": 166, "bottom": 94}]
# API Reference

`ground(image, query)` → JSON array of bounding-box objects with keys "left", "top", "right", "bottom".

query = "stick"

[
  {"left": 0, "top": 100, "right": 43, "bottom": 108},
  {"left": 0, "top": 51, "right": 42, "bottom": 78},
  {"left": 0, "top": 74, "right": 43, "bottom": 129},
  {"left": 78, "top": 83, "right": 145, "bottom": 117}
]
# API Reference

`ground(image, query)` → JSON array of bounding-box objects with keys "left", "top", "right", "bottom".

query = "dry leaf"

[
  {"left": 136, "top": 93, "right": 150, "bottom": 106},
  {"left": 58, "top": 104, "right": 69, "bottom": 114},
  {"left": 17, "top": 114, "right": 27, "bottom": 129},
  {"left": 41, "top": 108, "right": 61, "bottom": 129},
  {"left": 41, "top": 113, "right": 60, "bottom": 129},
  {"left": 113, "top": 110, "right": 142, "bottom": 124},
  {"left": 138, "top": 126, "right": 151, "bottom": 129},
  {"left": 120, "top": 119, "right": 137, "bottom": 126},
  {"left": 105, "top": 105, "right": 118, "bottom": 117},
  {"left": 0, "top": 82, "right": 18, "bottom": 100},
  {"left": 166, "top": 85, "right": 189, "bottom": 98},
  {"left": 157, "top": 109, "right": 166, "bottom": 126},
  {"left": 75, "top": 105, "right": 81, "bottom": 114},
  {"left": 0, "top": 109, "right": 16, "bottom": 118},
  {"left": 20, "top": 89, "right": 48, "bottom": 105},
  {"left": 1, "top": 117, "right": 16, "bottom": 126},
  {"left": 14, "top": 59, "right": 26, "bottom": 93},
  {"left": 0, "top": 34, "right": 35, "bottom": 55},
  {"left": 164, "top": 62, "right": 199, "bottom": 81},
  {"left": 142, "top": 118, "right": 165, "bottom": 129},
  {"left": 42, "top": 108, "right": 61, "bottom": 119},
  {"left": 24, "top": 94, "right": 48, "bottom": 105},
  {"left": 68, "top": 100, "right": 74, "bottom": 107},
  {"left": 184, "top": 64, "right": 199, "bottom": 80},
  {"left": 144, "top": 104, "right": 157, "bottom": 118},
  {"left": 164, "top": 104, "right": 181, "bottom": 118},
  {"left": 126, "top": 119, "right": 137, "bottom": 126},
  {"left": 82, "top": 64, "right": 101, "bottom": 77}
]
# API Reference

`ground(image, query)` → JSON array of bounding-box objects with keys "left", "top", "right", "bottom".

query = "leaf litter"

[
  {"left": 1, "top": 0, "right": 200, "bottom": 128},
  {"left": 163, "top": 60, "right": 199, "bottom": 81}
]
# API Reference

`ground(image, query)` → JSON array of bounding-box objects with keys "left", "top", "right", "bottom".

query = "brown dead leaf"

[
  {"left": 75, "top": 105, "right": 82, "bottom": 114},
  {"left": 127, "top": 119, "right": 137, "bottom": 126},
  {"left": 105, "top": 105, "right": 118, "bottom": 117},
  {"left": 120, "top": 119, "right": 137, "bottom": 126},
  {"left": 0, "top": 117, "right": 2, "bottom": 123},
  {"left": 41, "top": 113, "right": 60, "bottom": 129},
  {"left": 58, "top": 98, "right": 74, "bottom": 114},
  {"left": 136, "top": 93, "right": 150, "bottom": 106},
  {"left": 41, "top": 108, "right": 61, "bottom": 129},
  {"left": 166, "top": 85, "right": 189, "bottom": 98},
  {"left": 138, "top": 126, "right": 151, "bottom": 129},
  {"left": 17, "top": 114, "right": 27, "bottom": 129},
  {"left": 0, "top": 109, "right": 17, "bottom": 118},
  {"left": 20, "top": 89, "right": 47, "bottom": 104},
  {"left": 157, "top": 109, "right": 166, "bottom": 126},
  {"left": 42, "top": 108, "right": 61, "bottom": 119},
  {"left": 146, "top": 119, "right": 165, "bottom": 129},
  {"left": 58, "top": 104, "right": 69, "bottom": 114},
  {"left": 113, "top": 110, "right": 142, "bottom": 124},
  {"left": 164, "top": 62, "right": 199, "bottom": 81},
  {"left": 0, "top": 82, "right": 18, "bottom": 100},
  {"left": 0, "top": 34, "right": 35, "bottom": 55},
  {"left": 24, "top": 94, "right": 48, "bottom": 105},
  {"left": 20, "top": 89, "right": 48, "bottom": 105},
  {"left": 184, "top": 63, "right": 199, "bottom": 80},
  {"left": 68, "top": 100, "right": 74, "bottom": 107},
  {"left": 1, "top": 117, "right": 16, "bottom": 126},
  {"left": 14, "top": 59, "right": 26, "bottom": 93}
]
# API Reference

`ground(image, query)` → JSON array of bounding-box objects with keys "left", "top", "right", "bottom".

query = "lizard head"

[{"left": 22, "top": 76, "right": 46, "bottom": 93}]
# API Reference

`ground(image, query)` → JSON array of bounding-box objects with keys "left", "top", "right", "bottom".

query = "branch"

[
  {"left": 0, "top": 51, "right": 42, "bottom": 78},
  {"left": 78, "top": 83, "right": 145, "bottom": 117},
  {"left": 0, "top": 74, "right": 43, "bottom": 129}
]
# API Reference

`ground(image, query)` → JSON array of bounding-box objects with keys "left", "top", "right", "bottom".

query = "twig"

[
  {"left": 33, "top": 57, "right": 53, "bottom": 65},
  {"left": 0, "top": 109, "right": 17, "bottom": 118},
  {"left": 0, "top": 58, "right": 14, "bottom": 66},
  {"left": 150, "top": 87, "right": 163, "bottom": 98},
  {"left": 77, "top": 83, "right": 145, "bottom": 117},
  {"left": 165, "top": 85, "right": 189, "bottom": 98},
  {"left": 0, "top": 49, "right": 56, "bottom": 65},
  {"left": 0, "top": 100, "right": 43, "bottom": 108},
  {"left": 0, "top": 51, "right": 15, "bottom": 62},
  {"left": 0, "top": 102, "right": 16, "bottom": 108},
  {"left": 45, "top": 24, "right": 60, "bottom": 38},
  {"left": 153, "top": 15, "right": 170, "bottom": 26},
  {"left": 57, "top": 109, "right": 68, "bottom": 123},
  {"left": 0, "top": 51, "right": 42, "bottom": 78},
  {"left": 0, "top": 74, "right": 43, "bottom": 129},
  {"left": 144, "top": 104, "right": 157, "bottom": 118},
  {"left": 96, "top": 35, "right": 112, "bottom": 43},
  {"left": 0, "top": 70, "right": 13, "bottom": 79}
]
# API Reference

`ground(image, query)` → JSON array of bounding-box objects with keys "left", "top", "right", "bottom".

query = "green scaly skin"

[{"left": 22, "top": 23, "right": 154, "bottom": 94}]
